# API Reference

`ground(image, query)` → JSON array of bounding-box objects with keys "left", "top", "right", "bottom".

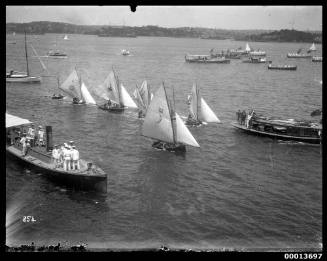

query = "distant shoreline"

[{"left": 6, "top": 21, "right": 321, "bottom": 44}]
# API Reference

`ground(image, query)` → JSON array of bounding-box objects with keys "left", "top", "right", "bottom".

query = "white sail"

[
  {"left": 142, "top": 84, "right": 174, "bottom": 143},
  {"left": 81, "top": 82, "right": 96, "bottom": 104},
  {"left": 59, "top": 70, "right": 83, "bottom": 100},
  {"left": 245, "top": 43, "right": 251, "bottom": 52},
  {"left": 103, "top": 71, "right": 121, "bottom": 104},
  {"left": 309, "top": 43, "right": 316, "bottom": 51},
  {"left": 64, "top": 35, "right": 69, "bottom": 40},
  {"left": 120, "top": 84, "right": 138, "bottom": 108},
  {"left": 188, "top": 83, "right": 199, "bottom": 120},
  {"left": 175, "top": 112, "right": 200, "bottom": 147},
  {"left": 200, "top": 98, "right": 220, "bottom": 123}
]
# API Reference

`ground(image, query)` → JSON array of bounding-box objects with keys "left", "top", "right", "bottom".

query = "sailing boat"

[
  {"left": 59, "top": 69, "right": 96, "bottom": 105},
  {"left": 287, "top": 46, "right": 312, "bottom": 58},
  {"left": 47, "top": 37, "right": 67, "bottom": 58},
  {"left": 96, "top": 69, "right": 137, "bottom": 112},
  {"left": 133, "top": 80, "right": 153, "bottom": 118},
  {"left": 142, "top": 83, "right": 200, "bottom": 153},
  {"left": 245, "top": 43, "right": 251, "bottom": 53},
  {"left": 307, "top": 43, "right": 317, "bottom": 53},
  {"left": 185, "top": 83, "right": 220, "bottom": 126},
  {"left": 63, "top": 35, "right": 69, "bottom": 40},
  {"left": 6, "top": 32, "right": 42, "bottom": 83},
  {"left": 51, "top": 76, "right": 65, "bottom": 100}
]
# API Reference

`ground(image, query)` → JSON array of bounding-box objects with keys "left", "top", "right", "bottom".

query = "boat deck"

[
  {"left": 6, "top": 144, "right": 105, "bottom": 177},
  {"left": 231, "top": 122, "right": 321, "bottom": 144}
]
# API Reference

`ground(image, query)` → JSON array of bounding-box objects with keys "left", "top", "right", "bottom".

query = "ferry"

[
  {"left": 312, "top": 56, "right": 322, "bottom": 62},
  {"left": 268, "top": 63, "right": 297, "bottom": 70},
  {"left": 185, "top": 54, "right": 230, "bottom": 63},
  {"left": 6, "top": 113, "right": 107, "bottom": 193}
]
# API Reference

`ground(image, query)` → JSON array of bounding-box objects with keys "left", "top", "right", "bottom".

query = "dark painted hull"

[
  {"left": 98, "top": 105, "right": 125, "bottom": 112},
  {"left": 268, "top": 65, "right": 297, "bottom": 70},
  {"left": 185, "top": 59, "right": 230, "bottom": 64},
  {"left": 6, "top": 146, "right": 107, "bottom": 193},
  {"left": 231, "top": 122, "right": 321, "bottom": 144},
  {"left": 152, "top": 142, "right": 186, "bottom": 153}
]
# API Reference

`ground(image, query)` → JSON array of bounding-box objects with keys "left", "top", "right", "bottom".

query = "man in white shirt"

[
  {"left": 27, "top": 124, "right": 36, "bottom": 147},
  {"left": 52, "top": 145, "right": 60, "bottom": 168},
  {"left": 37, "top": 126, "right": 45, "bottom": 147},
  {"left": 71, "top": 146, "right": 80, "bottom": 170},
  {"left": 63, "top": 145, "right": 72, "bottom": 171},
  {"left": 20, "top": 133, "right": 27, "bottom": 156}
]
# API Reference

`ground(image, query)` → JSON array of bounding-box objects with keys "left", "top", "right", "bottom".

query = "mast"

[
  {"left": 112, "top": 67, "right": 122, "bottom": 106},
  {"left": 196, "top": 83, "right": 199, "bottom": 121},
  {"left": 24, "top": 31, "right": 30, "bottom": 76},
  {"left": 164, "top": 83, "right": 176, "bottom": 144}
]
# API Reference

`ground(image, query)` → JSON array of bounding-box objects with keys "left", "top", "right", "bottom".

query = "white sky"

[{"left": 6, "top": 6, "right": 322, "bottom": 31}]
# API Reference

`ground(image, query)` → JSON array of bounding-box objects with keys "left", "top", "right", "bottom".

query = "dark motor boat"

[
  {"left": 232, "top": 112, "right": 322, "bottom": 144},
  {"left": 268, "top": 63, "right": 297, "bottom": 70},
  {"left": 6, "top": 113, "right": 107, "bottom": 193}
]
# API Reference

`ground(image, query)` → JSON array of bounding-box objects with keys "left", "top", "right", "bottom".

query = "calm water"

[{"left": 6, "top": 34, "right": 322, "bottom": 250}]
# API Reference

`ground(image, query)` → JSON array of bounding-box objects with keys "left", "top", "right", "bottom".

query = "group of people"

[
  {"left": 19, "top": 124, "right": 46, "bottom": 156},
  {"left": 51, "top": 141, "right": 80, "bottom": 171},
  {"left": 236, "top": 109, "right": 256, "bottom": 128}
]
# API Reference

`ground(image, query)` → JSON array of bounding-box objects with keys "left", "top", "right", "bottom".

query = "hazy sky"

[{"left": 6, "top": 6, "right": 322, "bottom": 31}]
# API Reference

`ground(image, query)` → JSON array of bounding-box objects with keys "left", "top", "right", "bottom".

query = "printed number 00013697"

[{"left": 284, "top": 253, "right": 322, "bottom": 259}]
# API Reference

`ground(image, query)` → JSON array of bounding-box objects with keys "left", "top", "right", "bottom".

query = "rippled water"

[{"left": 6, "top": 34, "right": 322, "bottom": 250}]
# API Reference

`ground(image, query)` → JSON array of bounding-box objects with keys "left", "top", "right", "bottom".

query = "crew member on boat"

[
  {"left": 20, "top": 133, "right": 27, "bottom": 156},
  {"left": 71, "top": 145, "right": 80, "bottom": 170},
  {"left": 27, "top": 124, "right": 36, "bottom": 147},
  {"left": 59, "top": 145, "right": 65, "bottom": 168},
  {"left": 236, "top": 110, "right": 241, "bottom": 124},
  {"left": 37, "top": 126, "right": 45, "bottom": 147},
  {"left": 52, "top": 145, "right": 60, "bottom": 168},
  {"left": 63, "top": 144, "right": 72, "bottom": 171}
]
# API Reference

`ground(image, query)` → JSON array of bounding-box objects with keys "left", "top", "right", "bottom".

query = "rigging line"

[{"left": 29, "top": 43, "right": 49, "bottom": 75}]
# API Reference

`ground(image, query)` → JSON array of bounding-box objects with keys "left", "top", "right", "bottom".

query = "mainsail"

[
  {"left": 134, "top": 80, "right": 152, "bottom": 110},
  {"left": 102, "top": 71, "right": 121, "bottom": 105},
  {"left": 142, "top": 84, "right": 200, "bottom": 147},
  {"left": 81, "top": 82, "right": 96, "bottom": 104},
  {"left": 188, "top": 83, "right": 220, "bottom": 123},
  {"left": 308, "top": 43, "right": 316, "bottom": 53},
  {"left": 59, "top": 70, "right": 83, "bottom": 101},
  {"left": 120, "top": 84, "right": 138, "bottom": 108},
  {"left": 245, "top": 43, "right": 251, "bottom": 52}
]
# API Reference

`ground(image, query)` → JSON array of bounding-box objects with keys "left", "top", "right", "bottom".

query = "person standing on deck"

[
  {"left": 241, "top": 110, "right": 246, "bottom": 125},
  {"left": 37, "top": 126, "right": 45, "bottom": 146},
  {"left": 27, "top": 124, "right": 36, "bottom": 147},
  {"left": 71, "top": 146, "right": 80, "bottom": 170},
  {"left": 63, "top": 145, "right": 71, "bottom": 171},
  {"left": 52, "top": 145, "right": 60, "bottom": 168},
  {"left": 59, "top": 145, "right": 65, "bottom": 168},
  {"left": 20, "top": 133, "right": 27, "bottom": 156},
  {"left": 236, "top": 110, "right": 241, "bottom": 124},
  {"left": 68, "top": 141, "right": 74, "bottom": 169}
]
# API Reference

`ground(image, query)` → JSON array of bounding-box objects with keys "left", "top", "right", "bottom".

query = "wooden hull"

[
  {"left": 6, "top": 76, "right": 41, "bottom": 83},
  {"left": 6, "top": 145, "right": 107, "bottom": 193},
  {"left": 268, "top": 65, "right": 297, "bottom": 70},
  {"left": 98, "top": 105, "right": 125, "bottom": 112},
  {"left": 185, "top": 59, "right": 230, "bottom": 64},
  {"left": 287, "top": 54, "right": 311, "bottom": 58},
  {"left": 152, "top": 141, "right": 186, "bottom": 153},
  {"left": 242, "top": 60, "right": 266, "bottom": 63},
  {"left": 312, "top": 57, "right": 322, "bottom": 62},
  {"left": 231, "top": 122, "right": 321, "bottom": 144}
]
